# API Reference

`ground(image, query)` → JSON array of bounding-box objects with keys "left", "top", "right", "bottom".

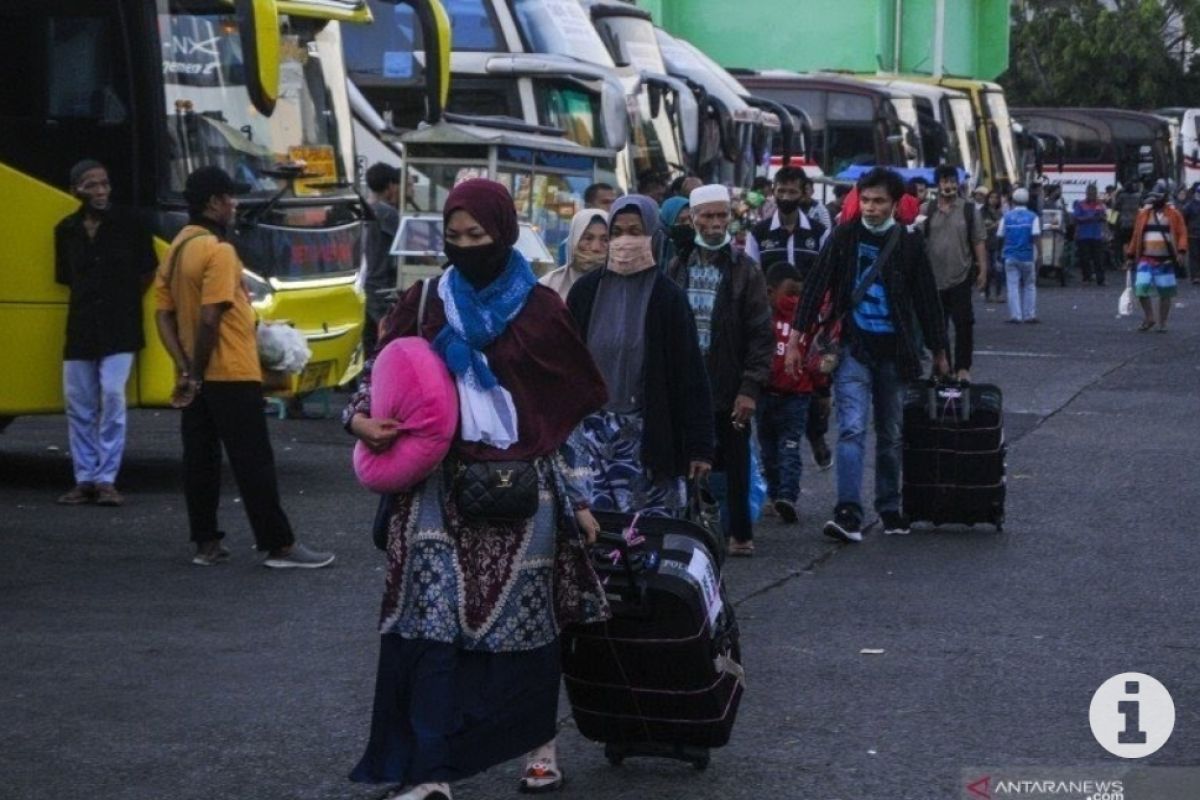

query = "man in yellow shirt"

[{"left": 154, "top": 166, "right": 334, "bottom": 569}]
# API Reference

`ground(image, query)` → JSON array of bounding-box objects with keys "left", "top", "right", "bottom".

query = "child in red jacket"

[{"left": 756, "top": 262, "right": 829, "bottom": 523}]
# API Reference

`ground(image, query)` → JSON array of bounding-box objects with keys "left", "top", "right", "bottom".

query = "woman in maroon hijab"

[{"left": 344, "top": 179, "right": 608, "bottom": 800}]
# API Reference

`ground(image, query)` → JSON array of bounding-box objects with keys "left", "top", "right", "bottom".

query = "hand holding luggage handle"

[{"left": 924, "top": 377, "right": 972, "bottom": 422}]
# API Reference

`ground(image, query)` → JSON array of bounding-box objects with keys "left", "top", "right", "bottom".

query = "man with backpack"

[
  {"left": 788, "top": 168, "right": 949, "bottom": 543},
  {"left": 923, "top": 165, "right": 987, "bottom": 382}
]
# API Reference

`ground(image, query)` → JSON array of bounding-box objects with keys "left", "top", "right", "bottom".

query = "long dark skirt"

[{"left": 349, "top": 635, "right": 560, "bottom": 786}]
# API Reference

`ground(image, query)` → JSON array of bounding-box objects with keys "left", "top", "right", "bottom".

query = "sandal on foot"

[
  {"left": 384, "top": 783, "right": 451, "bottom": 800},
  {"left": 727, "top": 540, "right": 755, "bottom": 557},
  {"left": 1136, "top": 320, "right": 1156, "bottom": 332},
  {"left": 519, "top": 761, "right": 564, "bottom": 794}
]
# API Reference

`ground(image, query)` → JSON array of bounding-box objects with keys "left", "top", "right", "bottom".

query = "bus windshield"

[
  {"left": 947, "top": 96, "right": 979, "bottom": 176},
  {"left": 158, "top": 2, "right": 354, "bottom": 200},
  {"left": 890, "top": 97, "right": 921, "bottom": 166},
  {"left": 510, "top": 0, "right": 615, "bottom": 68},
  {"left": 985, "top": 91, "right": 1017, "bottom": 183}
]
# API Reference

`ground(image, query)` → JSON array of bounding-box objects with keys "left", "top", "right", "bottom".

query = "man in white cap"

[{"left": 668, "top": 184, "right": 774, "bottom": 557}]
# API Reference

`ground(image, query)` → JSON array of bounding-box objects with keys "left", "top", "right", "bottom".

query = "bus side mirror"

[
  {"left": 235, "top": 0, "right": 280, "bottom": 116},
  {"left": 600, "top": 77, "right": 631, "bottom": 151},
  {"left": 385, "top": 0, "right": 452, "bottom": 123},
  {"left": 648, "top": 83, "right": 663, "bottom": 118}
]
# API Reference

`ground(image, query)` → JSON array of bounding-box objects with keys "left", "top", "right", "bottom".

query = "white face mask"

[
  {"left": 861, "top": 216, "right": 896, "bottom": 235},
  {"left": 693, "top": 231, "right": 732, "bottom": 251}
]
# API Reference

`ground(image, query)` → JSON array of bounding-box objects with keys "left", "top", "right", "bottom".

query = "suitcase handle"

[
  {"left": 591, "top": 531, "right": 651, "bottom": 615},
  {"left": 924, "top": 378, "right": 972, "bottom": 422}
]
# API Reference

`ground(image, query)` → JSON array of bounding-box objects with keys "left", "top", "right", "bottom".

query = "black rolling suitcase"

[
  {"left": 562, "top": 510, "right": 744, "bottom": 771},
  {"left": 902, "top": 380, "right": 1006, "bottom": 530}
]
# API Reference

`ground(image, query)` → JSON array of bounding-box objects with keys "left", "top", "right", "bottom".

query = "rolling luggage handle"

[
  {"left": 593, "top": 530, "right": 651, "bottom": 615},
  {"left": 925, "top": 378, "right": 972, "bottom": 422}
]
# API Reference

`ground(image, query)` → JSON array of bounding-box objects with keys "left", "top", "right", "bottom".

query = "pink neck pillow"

[{"left": 353, "top": 337, "right": 458, "bottom": 494}]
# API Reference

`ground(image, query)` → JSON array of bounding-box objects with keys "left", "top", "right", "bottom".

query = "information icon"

[{"left": 1089, "top": 673, "right": 1175, "bottom": 758}]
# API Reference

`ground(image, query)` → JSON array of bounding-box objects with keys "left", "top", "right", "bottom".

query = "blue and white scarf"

[{"left": 434, "top": 249, "right": 537, "bottom": 449}]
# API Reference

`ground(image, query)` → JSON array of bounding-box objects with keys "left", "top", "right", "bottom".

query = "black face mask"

[
  {"left": 444, "top": 241, "right": 511, "bottom": 288},
  {"left": 775, "top": 197, "right": 800, "bottom": 215},
  {"left": 669, "top": 223, "right": 694, "bottom": 250}
]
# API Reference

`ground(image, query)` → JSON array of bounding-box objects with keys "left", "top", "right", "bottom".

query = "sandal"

[
  {"left": 384, "top": 783, "right": 451, "bottom": 800},
  {"left": 727, "top": 540, "right": 755, "bottom": 557},
  {"left": 1136, "top": 320, "right": 1156, "bottom": 332},
  {"left": 519, "top": 760, "right": 564, "bottom": 794}
]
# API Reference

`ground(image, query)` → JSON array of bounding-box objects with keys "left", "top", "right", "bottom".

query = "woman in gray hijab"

[
  {"left": 564, "top": 194, "right": 715, "bottom": 517},
  {"left": 515, "top": 196, "right": 716, "bottom": 793}
]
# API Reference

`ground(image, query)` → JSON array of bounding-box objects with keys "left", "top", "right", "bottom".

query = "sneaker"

[
  {"left": 823, "top": 505, "right": 863, "bottom": 543},
  {"left": 880, "top": 511, "right": 911, "bottom": 535},
  {"left": 192, "top": 544, "right": 231, "bottom": 567},
  {"left": 774, "top": 499, "right": 798, "bottom": 524},
  {"left": 263, "top": 542, "right": 335, "bottom": 569},
  {"left": 812, "top": 440, "right": 833, "bottom": 471},
  {"left": 94, "top": 483, "right": 124, "bottom": 507}
]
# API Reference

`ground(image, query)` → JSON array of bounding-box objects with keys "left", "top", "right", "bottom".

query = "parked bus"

[
  {"left": 1154, "top": 107, "right": 1200, "bottom": 189},
  {"left": 346, "top": 0, "right": 692, "bottom": 201},
  {"left": 896, "top": 77, "right": 1018, "bottom": 193},
  {"left": 859, "top": 77, "right": 980, "bottom": 183},
  {"left": 654, "top": 28, "right": 791, "bottom": 188},
  {"left": 0, "top": 0, "right": 372, "bottom": 423},
  {"left": 731, "top": 70, "right": 923, "bottom": 196},
  {"left": 1012, "top": 108, "right": 1175, "bottom": 204}
]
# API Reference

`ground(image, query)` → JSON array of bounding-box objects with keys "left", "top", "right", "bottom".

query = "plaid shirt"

[{"left": 794, "top": 223, "right": 947, "bottom": 380}]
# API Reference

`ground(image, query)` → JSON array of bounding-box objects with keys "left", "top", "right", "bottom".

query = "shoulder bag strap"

[
  {"left": 416, "top": 276, "right": 432, "bottom": 328},
  {"left": 164, "top": 233, "right": 214, "bottom": 289},
  {"left": 847, "top": 224, "right": 902, "bottom": 312}
]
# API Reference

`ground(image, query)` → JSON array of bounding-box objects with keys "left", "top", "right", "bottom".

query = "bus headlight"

[{"left": 244, "top": 270, "right": 275, "bottom": 304}]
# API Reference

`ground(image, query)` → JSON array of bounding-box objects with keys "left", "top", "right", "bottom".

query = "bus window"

[
  {"left": 534, "top": 81, "right": 603, "bottom": 148},
  {"left": 0, "top": 8, "right": 133, "bottom": 196},
  {"left": 158, "top": 7, "right": 353, "bottom": 200},
  {"left": 947, "top": 96, "right": 979, "bottom": 176},
  {"left": 825, "top": 91, "right": 877, "bottom": 173},
  {"left": 984, "top": 92, "right": 1018, "bottom": 183},
  {"left": 511, "top": 0, "right": 615, "bottom": 68},
  {"left": 351, "top": 0, "right": 502, "bottom": 59}
]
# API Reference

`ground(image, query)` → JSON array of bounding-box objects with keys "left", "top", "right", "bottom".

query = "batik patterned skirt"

[
  {"left": 573, "top": 410, "right": 686, "bottom": 517},
  {"left": 350, "top": 459, "right": 607, "bottom": 787}
]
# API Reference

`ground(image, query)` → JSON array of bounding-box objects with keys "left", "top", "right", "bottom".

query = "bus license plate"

[{"left": 297, "top": 361, "right": 333, "bottom": 393}]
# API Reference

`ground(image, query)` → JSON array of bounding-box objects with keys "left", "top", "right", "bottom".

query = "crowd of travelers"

[{"left": 47, "top": 149, "right": 1192, "bottom": 799}]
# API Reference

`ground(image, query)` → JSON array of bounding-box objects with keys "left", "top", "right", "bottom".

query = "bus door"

[{"left": 0, "top": 0, "right": 143, "bottom": 412}]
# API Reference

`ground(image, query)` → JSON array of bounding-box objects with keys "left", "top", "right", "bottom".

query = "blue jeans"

[
  {"left": 832, "top": 352, "right": 903, "bottom": 516},
  {"left": 1004, "top": 259, "right": 1037, "bottom": 321},
  {"left": 755, "top": 392, "right": 810, "bottom": 504},
  {"left": 63, "top": 353, "right": 134, "bottom": 485}
]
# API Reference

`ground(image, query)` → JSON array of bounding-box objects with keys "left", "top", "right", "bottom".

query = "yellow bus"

[
  {"left": 893, "top": 76, "right": 1019, "bottom": 193},
  {"left": 0, "top": 0, "right": 376, "bottom": 425}
]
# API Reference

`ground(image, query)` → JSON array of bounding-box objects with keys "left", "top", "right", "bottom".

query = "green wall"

[{"left": 644, "top": 0, "right": 1009, "bottom": 80}]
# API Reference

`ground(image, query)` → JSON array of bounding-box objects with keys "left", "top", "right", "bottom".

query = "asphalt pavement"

[{"left": 2, "top": 277, "right": 1197, "bottom": 800}]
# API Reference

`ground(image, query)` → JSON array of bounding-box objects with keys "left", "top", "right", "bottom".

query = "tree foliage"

[{"left": 1002, "top": 0, "right": 1200, "bottom": 108}]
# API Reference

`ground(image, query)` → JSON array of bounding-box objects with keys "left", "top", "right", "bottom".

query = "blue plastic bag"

[{"left": 708, "top": 428, "right": 769, "bottom": 533}]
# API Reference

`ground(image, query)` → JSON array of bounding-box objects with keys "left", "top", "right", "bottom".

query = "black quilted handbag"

[{"left": 453, "top": 461, "right": 540, "bottom": 524}]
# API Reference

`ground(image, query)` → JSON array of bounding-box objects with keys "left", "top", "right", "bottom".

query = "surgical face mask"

[
  {"left": 861, "top": 216, "right": 896, "bottom": 235},
  {"left": 693, "top": 231, "right": 732, "bottom": 252},
  {"left": 572, "top": 247, "right": 607, "bottom": 272},
  {"left": 607, "top": 235, "right": 656, "bottom": 275}
]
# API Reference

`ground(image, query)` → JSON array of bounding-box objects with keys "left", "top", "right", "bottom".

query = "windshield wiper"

[{"left": 237, "top": 164, "right": 321, "bottom": 228}]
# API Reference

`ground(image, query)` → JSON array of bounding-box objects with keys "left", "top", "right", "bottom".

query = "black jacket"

[
  {"left": 795, "top": 223, "right": 947, "bottom": 381},
  {"left": 54, "top": 208, "right": 156, "bottom": 360},
  {"left": 567, "top": 269, "right": 714, "bottom": 476},
  {"left": 666, "top": 246, "right": 774, "bottom": 411}
]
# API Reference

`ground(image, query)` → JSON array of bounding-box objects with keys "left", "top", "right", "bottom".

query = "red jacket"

[{"left": 768, "top": 295, "right": 828, "bottom": 395}]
